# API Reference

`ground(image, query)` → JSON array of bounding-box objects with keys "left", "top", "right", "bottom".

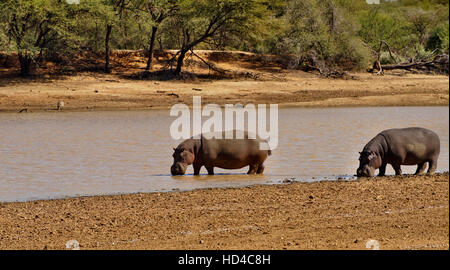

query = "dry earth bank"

[
  {"left": 0, "top": 50, "right": 448, "bottom": 112},
  {"left": 0, "top": 173, "right": 448, "bottom": 250}
]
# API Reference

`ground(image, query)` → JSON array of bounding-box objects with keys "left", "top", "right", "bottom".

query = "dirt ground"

[
  {"left": 0, "top": 50, "right": 448, "bottom": 112},
  {"left": 0, "top": 173, "right": 448, "bottom": 250}
]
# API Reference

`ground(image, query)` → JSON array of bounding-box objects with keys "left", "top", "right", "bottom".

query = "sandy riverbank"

[
  {"left": 0, "top": 70, "right": 448, "bottom": 113},
  {"left": 0, "top": 173, "right": 448, "bottom": 250}
]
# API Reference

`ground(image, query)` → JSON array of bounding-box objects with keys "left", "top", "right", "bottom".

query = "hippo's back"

[
  {"left": 381, "top": 127, "right": 440, "bottom": 164},
  {"left": 200, "top": 131, "right": 270, "bottom": 169},
  {"left": 381, "top": 127, "right": 440, "bottom": 144}
]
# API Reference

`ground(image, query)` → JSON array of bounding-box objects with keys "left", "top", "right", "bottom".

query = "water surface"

[{"left": 0, "top": 107, "right": 448, "bottom": 202}]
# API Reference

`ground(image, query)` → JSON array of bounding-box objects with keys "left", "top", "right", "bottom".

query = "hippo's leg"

[
  {"left": 392, "top": 164, "right": 402, "bottom": 176},
  {"left": 205, "top": 165, "right": 214, "bottom": 175},
  {"left": 427, "top": 159, "right": 437, "bottom": 175},
  {"left": 415, "top": 162, "right": 427, "bottom": 175},
  {"left": 247, "top": 164, "right": 258, "bottom": 174},
  {"left": 193, "top": 164, "right": 202, "bottom": 175},
  {"left": 378, "top": 163, "right": 387, "bottom": 177},
  {"left": 256, "top": 164, "right": 265, "bottom": 174}
]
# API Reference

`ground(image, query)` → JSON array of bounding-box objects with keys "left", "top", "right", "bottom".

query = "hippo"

[
  {"left": 357, "top": 127, "right": 440, "bottom": 177},
  {"left": 171, "top": 131, "right": 272, "bottom": 176}
]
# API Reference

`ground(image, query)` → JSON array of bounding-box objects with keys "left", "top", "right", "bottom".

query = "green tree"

[
  {"left": 0, "top": 0, "right": 75, "bottom": 76},
  {"left": 358, "top": 7, "right": 414, "bottom": 56},
  {"left": 407, "top": 8, "right": 436, "bottom": 45},
  {"left": 170, "top": 0, "right": 265, "bottom": 75},
  {"left": 133, "top": 0, "right": 179, "bottom": 71},
  {"left": 426, "top": 21, "right": 449, "bottom": 53},
  {"left": 278, "top": 0, "right": 370, "bottom": 70},
  {"left": 78, "top": 0, "right": 132, "bottom": 73},
  {"left": 104, "top": 0, "right": 128, "bottom": 73}
]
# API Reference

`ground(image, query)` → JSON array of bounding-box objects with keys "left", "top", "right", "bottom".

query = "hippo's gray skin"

[
  {"left": 171, "top": 131, "right": 271, "bottom": 176},
  {"left": 357, "top": 127, "right": 440, "bottom": 177}
]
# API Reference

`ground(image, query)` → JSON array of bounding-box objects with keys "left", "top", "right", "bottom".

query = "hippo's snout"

[
  {"left": 356, "top": 168, "right": 362, "bottom": 177},
  {"left": 357, "top": 166, "right": 374, "bottom": 177},
  {"left": 171, "top": 163, "right": 187, "bottom": 176}
]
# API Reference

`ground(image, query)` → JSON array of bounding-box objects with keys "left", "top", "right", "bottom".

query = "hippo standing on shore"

[
  {"left": 171, "top": 131, "right": 271, "bottom": 176},
  {"left": 357, "top": 127, "right": 440, "bottom": 177}
]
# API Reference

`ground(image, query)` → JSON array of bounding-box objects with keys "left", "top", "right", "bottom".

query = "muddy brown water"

[{"left": 0, "top": 106, "right": 448, "bottom": 202}]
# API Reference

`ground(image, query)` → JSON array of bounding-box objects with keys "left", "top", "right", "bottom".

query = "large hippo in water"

[
  {"left": 357, "top": 127, "right": 440, "bottom": 177},
  {"left": 171, "top": 131, "right": 272, "bottom": 176}
]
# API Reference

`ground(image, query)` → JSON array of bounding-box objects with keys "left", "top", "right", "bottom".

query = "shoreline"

[
  {"left": 2, "top": 170, "right": 449, "bottom": 204},
  {"left": 1, "top": 102, "right": 448, "bottom": 114},
  {"left": 0, "top": 172, "right": 448, "bottom": 250},
  {"left": 0, "top": 72, "right": 448, "bottom": 113}
]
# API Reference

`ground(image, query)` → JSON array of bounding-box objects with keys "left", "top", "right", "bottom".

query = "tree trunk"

[
  {"left": 174, "top": 49, "right": 187, "bottom": 75},
  {"left": 145, "top": 26, "right": 158, "bottom": 72},
  {"left": 105, "top": 24, "right": 113, "bottom": 73},
  {"left": 18, "top": 53, "right": 32, "bottom": 76},
  {"left": 172, "top": 23, "right": 216, "bottom": 75},
  {"left": 158, "top": 37, "right": 163, "bottom": 51},
  {"left": 173, "top": 39, "right": 206, "bottom": 75},
  {"left": 2, "top": 55, "right": 9, "bottom": 67}
]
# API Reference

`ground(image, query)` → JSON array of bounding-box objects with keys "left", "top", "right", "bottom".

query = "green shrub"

[{"left": 426, "top": 22, "right": 449, "bottom": 54}]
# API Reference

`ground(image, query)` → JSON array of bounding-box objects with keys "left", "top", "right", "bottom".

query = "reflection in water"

[{"left": 0, "top": 107, "right": 448, "bottom": 202}]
